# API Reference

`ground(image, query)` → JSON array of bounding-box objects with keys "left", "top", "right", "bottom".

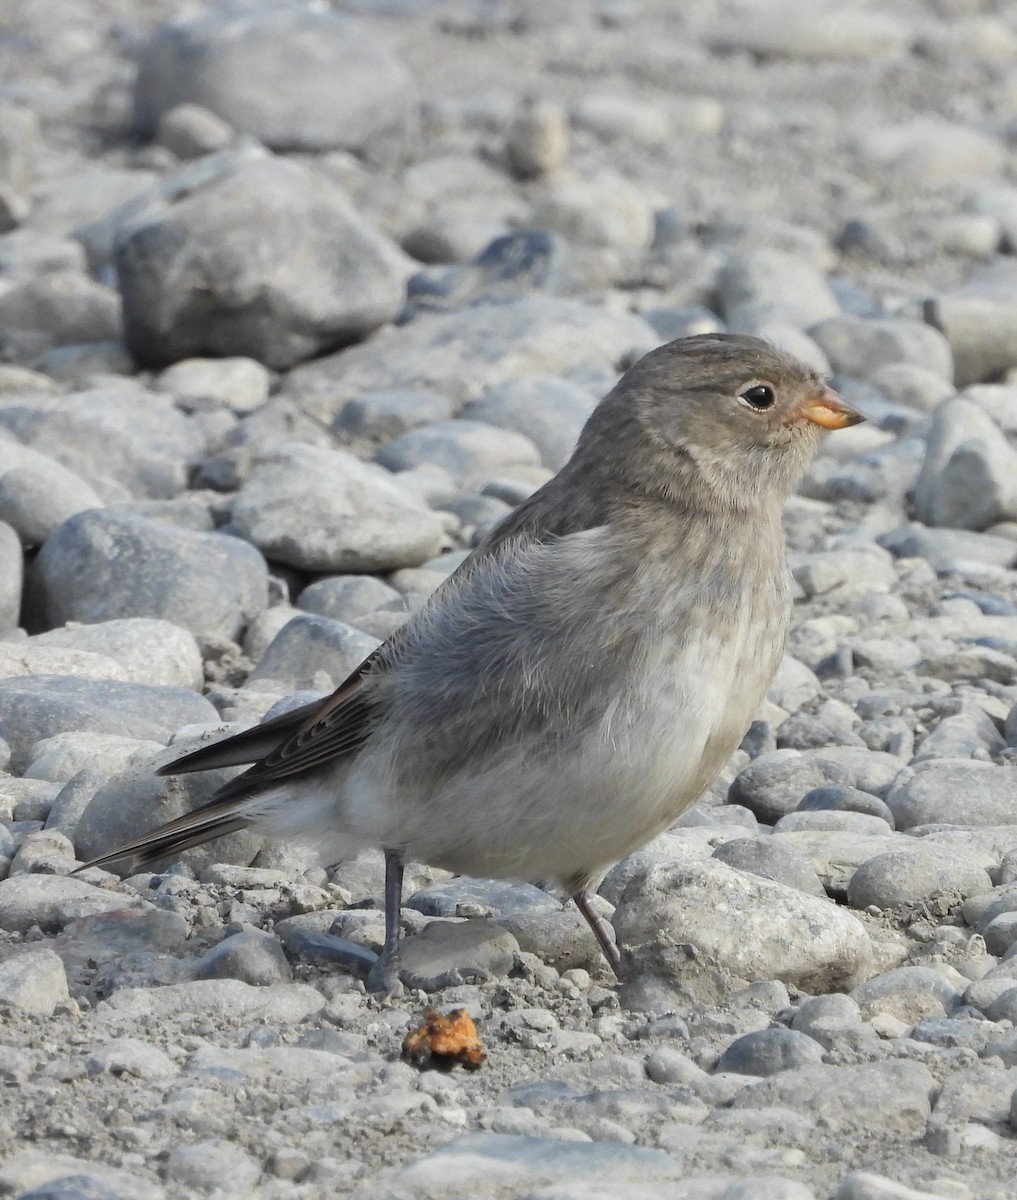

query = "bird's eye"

[{"left": 739, "top": 384, "right": 776, "bottom": 412}]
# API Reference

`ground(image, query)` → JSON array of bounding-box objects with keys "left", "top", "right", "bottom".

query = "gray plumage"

[{"left": 79, "top": 333, "right": 863, "bottom": 987}]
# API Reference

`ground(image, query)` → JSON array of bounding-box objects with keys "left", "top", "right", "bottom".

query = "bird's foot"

[{"left": 366, "top": 950, "right": 404, "bottom": 998}]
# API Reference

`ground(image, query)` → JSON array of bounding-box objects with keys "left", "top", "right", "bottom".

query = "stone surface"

[
  {"left": 231, "top": 443, "right": 446, "bottom": 572},
  {"left": 116, "top": 156, "right": 410, "bottom": 370}
]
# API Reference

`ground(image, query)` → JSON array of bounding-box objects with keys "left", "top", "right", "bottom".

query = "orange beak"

[{"left": 793, "top": 385, "right": 866, "bottom": 430}]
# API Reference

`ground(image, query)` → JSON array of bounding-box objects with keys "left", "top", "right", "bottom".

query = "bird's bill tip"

[{"left": 796, "top": 386, "right": 866, "bottom": 430}]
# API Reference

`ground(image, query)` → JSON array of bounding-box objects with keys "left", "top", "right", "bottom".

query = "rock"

[
  {"left": 710, "top": 10, "right": 909, "bottom": 61},
  {"left": 86, "top": 1037, "right": 178, "bottom": 1080},
  {"left": 24, "top": 732, "right": 165, "bottom": 785},
  {"left": 532, "top": 169, "right": 656, "bottom": 249},
  {"left": 730, "top": 1060, "right": 934, "bottom": 1136},
  {"left": 30, "top": 619, "right": 203, "bottom": 689},
  {"left": 507, "top": 98, "right": 569, "bottom": 179},
  {"left": 296, "top": 575, "right": 404, "bottom": 626},
  {"left": 729, "top": 748, "right": 901, "bottom": 824},
  {"left": 808, "top": 316, "right": 954, "bottom": 383},
  {"left": 0, "top": 231, "right": 86, "bottom": 278},
  {"left": 879, "top": 523, "right": 1017, "bottom": 572},
  {"left": 0, "top": 103, "right": 37, "bottom": 230},
  {"left": 0, "top": 948, "right": 69, "bottom": 1016},
  {"left": 912, "top": 398, "right": 1017, "bottom": 530},
  {"left": 613, "top": 857, "right": 871, "bottom": 992},
  {"left": 714, "top": 1026, "right": 825, "bottom": 1076},
  {"left": 165, "top": 1140, "right": 262, "bottom": 1192},
  {"left": 0, "top": 271, "right": 121, "bottom": 364},
  {"left": 74, "top": 744, "right": 263, "bottom": 874},
  {"left": 195, "top": 929, "right": 292, "bottom": 986},
  {"left": 28, "top": 511, "right": 268, "bottom": 640},
  {"left": 796, "top": 786, "right": 895, "bottom": 826},
  {"left": 851, "top": 119, "right": 1004, "bottom": 186},
  {"left": 0, "top": 385, "right": 203, "bottom": 501},
  {"left": 116, "top": 156, "right": 410, "bottom": 370},
  {"left": 851, "top": 966, "right": 962, "bottom": 1023},
  {"left": 886, "top": 761, "right": 1017, "bottom": 830},
  {"left": 572, "top": 94, "right": 671, "bottom": 145},
  {"left": 846, "top": 845, "right": 993, "bottom": 912},
  {"left": 463, "top": 377, "right": 596, "bottom": 470},
  {"left": 375, "top": 419, "right": 542, "bottom": 485},
  {"left": 399, "top": 918, "right": 518, "bottom": 987},
  {"left": 718, "top": 249, "right": 840, "bottom": 331},
  {"left": 0, "top": 464, "right": 104, "bottom": 547},
  {"left": 869, "top": 363, "right": 956, "bottom": 413},
  {"left": 96, "top": 979, "right": 325, "bottom": 1024},
  {"left": 0, "top": 519, "right": 23, "bottom": 631},
  {"left": 711, "top": 837, "right": 827, "bottom": 897},
  {"left": 928, "top": 284, "right": 1017, "bottom": 387},
  {"left": 133, "top": 8, "right": 416, "bottom": 158},
  {"left": 155, "top": 103, "right": 235, "bottom": 159},
  {"left": 246, "top": 614, "right": 380, "bottom": 690},
  {"left": 285, "top": 297, "right": 657, "bottom": 417},
  {"left": 0, "top": 675, "right": 218, "bottom": 773},
  {"left": 0, "top": 875, "right": 146, "bottom": 935},
  {"left": 333, "top": 390, "right": 454, "bottom": 444},
  {"left": 155, "top": 357, "right": 270, "bottom": 414},
  {"left": 231, "top": 443, "right": 446, "bottom": 572}
]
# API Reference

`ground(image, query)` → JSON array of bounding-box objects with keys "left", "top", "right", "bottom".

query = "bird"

[{"left": 78, "top": 333, "right": 864, "bottom": 992}]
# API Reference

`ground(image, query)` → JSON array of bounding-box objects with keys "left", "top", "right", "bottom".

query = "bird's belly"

[{"left": 383, "top": 619, "right": 780, "bottom": 883}]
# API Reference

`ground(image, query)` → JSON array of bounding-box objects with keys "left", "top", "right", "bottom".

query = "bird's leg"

[
  {"left": 573, "top": 888, "right": 623, "bottom": 978},
  {"left": 367, "top": 848, "right": 404, "bottom": 996}
]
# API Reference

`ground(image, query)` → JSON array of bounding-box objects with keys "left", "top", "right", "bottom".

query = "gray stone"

[
  {"left": 96, "top": 979, "right": 324, "bottom": 1023},
  {"left": 232, "top": 443, "right": 446, "bottom": 572},
  {"left": 913, "top": 398, "right": 1017, "bottom": 530},
  {"left": 710, "top": 10, "right": 909, "bottom": 61},
  {"left": 0, "top": 875, "right": 146, "bottom": 935},
  {"left": 195, "top": 929, "right": 292, "bottom": 986},
  {"left": 24, "top": 733, "right": 165, "bottom": 785},
  {"left": 879, "top": 523, "right": 1017, "bottom": 572},
  {"left": 463, "top": 377, "right": 596, "bottom": 471},
  {"left": 0, "top": 230, "right": 86, "bottom": 277},
  {"left": 0, "top": 519, "right": 22, "bottom": 631},
  {"left": 507, "top": 98, "right": 569, "bottom": 179},
  {"left": 796, "top": 786, "right": 895, "bottom": 826},
  {"left": 0, "top": 465, "right": 104, "bottom": 547},
  {"left": 155, "top": 103, "right": 235, "bottom": 159},
  {"left": 0, "top": 675, "right": 218, "bottom": 773},
  {"left": 134, "top": 8, "right": 416, "bottom": 158},
  {"left": 285, "top": 298, "right": 658, "bottom": 416},
  {"left": 614, "top": 857, "right": 871, "bottom": 992},
  {"left": 387, "top": 1132, "right": 687, "bottom": 1193},
  {"left": 730, "top": 748, "right": 901, "bottom": 824},
  {"left": 847, "top": 846, "right": 993, "bottom": 912},
  {"left": 30, "top": 619, "right": 203, "bottom": 690},
  {"left": 375, "top": 419, "right": 542, "bottom": 485},
  {"left": 333, "top": 390, "right": 455, "bottom": 443},
  {"left": 886, "top": 761, "right": 1017, "bottom": 831},
  {"left": 155, "top": 356, "right": 270, "bottom": 414},
  {"left": 116, "top": 156, "right": 409, "bottom": 370},
  {"left": 74, "top": 744, "right": 263, "bottom": 875},
  {"left": 852, "top": 118, "right": 1004, "bottom": 186},
  {"left": 809, "top": 316, "right": 954, "bottom": 382},
  {"left": 164, "top": 1139, "right": 261, "bottom": 1192},
  {"left": 28, "top": 511, "right": 268, "bottom": 640},
  {"left": 297, "top": 575, "right": 404, "bottom": 625},
  {"left": 86, "top": 1037, "right": 178, "bottom": 1080},
  {"left": 929, "top": 290, "right": 1017, "bottom": 387},
  {"left": 246, "top": 614, "right": 380, "bottom": 690},
  {"left": 715, "top": 1026, "right": 825, "bottom": 1076},
  {"left": 851, "top": 966, "right": 962, "bottom": 1023},
  {"left": 0, "top": 948, "right": 69, "bottom": 1016},
  {"left": 0, "top": 386, "right": 203, "bottom": 501},
  {"left": 45, "top": 770, "right": 108, "bottom": 842},
  {"left": 495, "top": 906, "right": 605, "bottom": 973},
  {"left": 718, "top": 249, "right": 840, "bottom": 331},
  {"left": 407, "top": 878, "right": 557, "bottom": 918},
  {"left": 731, "top": 1060, "right": 934, "bottom": 1135},
  {"left": 790, "top": 993, "right": 865, "bottom": 1050},
  {"left": 0, "top": 103, "right": 38, "bottom": 230},
  {"left": 0, "top": 271, "right": 121, "bottom": 364},
  {"left": 399, "top": 918, "right": 518, "bottom": 987},
  {"left": 868, "top": 363, "right": 956, "bottom": 413},
  {"left": 711, "top": 837, "right": 826, "bottom": 896},
  {"left": 532, "top": 170, "right": 656, "bottom": 249}
]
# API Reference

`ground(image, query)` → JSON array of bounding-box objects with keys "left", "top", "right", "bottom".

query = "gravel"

[{"left": 3, "top": 1, "right": 1017, "bottom": 1197}]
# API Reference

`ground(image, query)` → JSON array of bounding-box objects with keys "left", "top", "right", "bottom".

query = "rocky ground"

[{"left": 3, "top": 0, "right": 1017, "bottom": 1197}]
